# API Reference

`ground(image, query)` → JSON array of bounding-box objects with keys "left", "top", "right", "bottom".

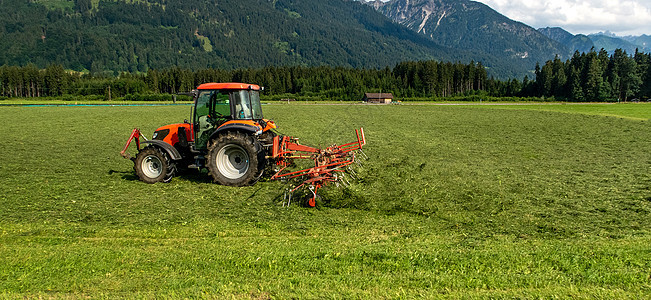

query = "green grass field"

[
  {"left": 482, "top": 103, "right": 651, "bottom": 120},
  {"left": 0, "top": 103, "right": 649, "bottom": 298}
]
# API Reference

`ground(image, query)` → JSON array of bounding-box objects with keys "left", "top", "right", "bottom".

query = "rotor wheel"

[
  {"left": 304, "top": 193, "right": 322, "bottom": 208},
  {"left": 134, "top": 146, "right": 176, "bottom": 183},
  {"left": 306, "top": 196, "right": 316, "bottom": 208},
  {"left": 207, "top": 131, "right": 265, "bottom": 186}
]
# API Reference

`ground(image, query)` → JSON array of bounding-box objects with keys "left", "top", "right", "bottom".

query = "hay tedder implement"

[
  {"left": 120, "top": 82, "right": 366, "bottom": 206},
  {"left": 269, "top": 128, "right": 366, "bottom": 207}
]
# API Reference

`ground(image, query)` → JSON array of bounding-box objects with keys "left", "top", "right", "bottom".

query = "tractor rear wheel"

[
  {"left": 134, "top": 146, "right": 176, "bottom": 183},
  {"left": 207, "top": 131, "right": 264, "bottom": 186}
]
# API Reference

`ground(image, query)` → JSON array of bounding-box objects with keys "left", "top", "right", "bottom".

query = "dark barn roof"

[{"left": 364, "top": 93, "right": 394, "bottom": 99}]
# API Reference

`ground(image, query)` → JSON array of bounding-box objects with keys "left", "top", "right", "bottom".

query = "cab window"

[
  {"left": 195, "top": 90, "right": 230, "bottom": 120},
  {"left": 249, "top": 91, "right": 263, "bottom": 119},
  {"left": 232, "top": 90, "right": 251, "bottom": 119},
  {"left": 195, "top": 90, "right": 211, "bottom": 118},
  {"left": 212, "top": 91, "right": 230, "bottom": 117},
  {"left": 232, "top": 90, "right": 263, "bottom": 120}
]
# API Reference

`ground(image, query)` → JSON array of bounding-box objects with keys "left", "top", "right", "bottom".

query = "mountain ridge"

[
  {"left": 1, "top": 0, "right": 464, "bottom": 73},
  {"left": 537, "top": 27, "right": 594, "bottom": 54},
  {"left": 365, "top": 0, "right": 571, "bottom": 76},
  {"left": 538, "top": 27, "right": 651, "bottom": 55}
]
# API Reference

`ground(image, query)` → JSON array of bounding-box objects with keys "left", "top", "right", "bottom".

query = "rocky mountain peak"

[{"left": 366, "top": 0, "right": 570, "bottom": 76}]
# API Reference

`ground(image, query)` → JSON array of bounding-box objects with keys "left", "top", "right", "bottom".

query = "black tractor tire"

[
  {"left": 257, "top": 130, "right": 277, "bottom": 146},
  {"left": 207, "top": 131, "right": 265, "bottom": 186},
  {"left": 257, "top": 130, "right": 278, "bottom": 181},
  {"left": 134, "top": 146, "right": 176, "bottom": 183}
]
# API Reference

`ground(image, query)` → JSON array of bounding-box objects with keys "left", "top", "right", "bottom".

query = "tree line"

[
  {"left": 525, "top": 49, "right": 651, "bottom": 101},
  {"left": 1, "top": 48, "right": 649, "bottom": 101},
  {"left": 0, "top": 61, "right": 492, "bottom": 101}
]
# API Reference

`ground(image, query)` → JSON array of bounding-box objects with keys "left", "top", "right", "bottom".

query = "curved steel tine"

[{"left": 358, "top": 149, "right": 368, "bottom": 160}]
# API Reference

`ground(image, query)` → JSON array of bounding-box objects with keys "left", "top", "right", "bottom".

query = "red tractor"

[{"left": 121, "top": 82, "right": 365, "bottom": 206}]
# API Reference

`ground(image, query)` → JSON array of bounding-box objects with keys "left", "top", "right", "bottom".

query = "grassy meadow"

[
  {"left": 0, "top": 103, "right": 649, "bottom": 298},
  {"left": 481, "top": 102, "right": 651, "bottom": 120}
]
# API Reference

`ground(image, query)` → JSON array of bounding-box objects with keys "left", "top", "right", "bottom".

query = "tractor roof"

[{"left": 197, "top": 82, "right": 261, "bottom": 91}]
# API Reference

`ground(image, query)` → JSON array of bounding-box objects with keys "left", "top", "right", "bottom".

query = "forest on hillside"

[
  {"left": 0, "top": 49, "right": 649, "bottom": 102},
  {"left": 0, "top": 0, "right": 453, "bottom": 73},
  {"left": 1, "top": 0, "right": 543, "bottom": 78}
]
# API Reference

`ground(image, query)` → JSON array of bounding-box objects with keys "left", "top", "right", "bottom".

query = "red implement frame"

[
  {"left": 119, "top": 128, "right": 146, "bottom": 159},
  {"left": 270, "top": 128, "right": 366, "bottom": 207}
]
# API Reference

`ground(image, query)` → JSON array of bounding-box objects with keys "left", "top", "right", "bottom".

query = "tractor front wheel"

[
  {"left": 134, "top": 146, "right": 176, "bottom": 183},
  {"left": 207, "top": 131, "right": 264, "bottom": 186}
]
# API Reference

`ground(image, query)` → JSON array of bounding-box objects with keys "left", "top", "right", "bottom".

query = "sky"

[{"left": 472, "top": 0, "right": 651, "bottom": 36}]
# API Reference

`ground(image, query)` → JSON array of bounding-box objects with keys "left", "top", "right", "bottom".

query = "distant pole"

[{"left": 107, "top": 85, "right": 111, "bottom": 101}]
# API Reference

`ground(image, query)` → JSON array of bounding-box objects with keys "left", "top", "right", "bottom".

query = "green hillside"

[
  {"left": 1, "top": 0, "right": 564, "bottom": 78},
  {"left": 589, "top": 34, "right": 640, "bottom": 54},
  {"left": 626, "top": 35, "right": 651, "bottom": 52},
  {"left": 538, "top": 27, "right": 595, "bottom": 54},
  {"left": 0, "top": 0, "right": 456, "bottom": 73}
]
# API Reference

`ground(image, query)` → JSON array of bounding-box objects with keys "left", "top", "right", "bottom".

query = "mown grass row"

[{"left": 0, "top": 103, "right": 649, "bottom": 297}]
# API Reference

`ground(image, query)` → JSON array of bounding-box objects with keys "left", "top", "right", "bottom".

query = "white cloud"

[{"left": 473, "top": 0, "right": 651, "bottom": 36}]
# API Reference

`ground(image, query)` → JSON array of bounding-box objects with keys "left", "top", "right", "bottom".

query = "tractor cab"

[
  {"left": 194, "top": 83, "right": 263, "bottom": 122},
  {"left": 192, "top": 83, "right": 271, "bottom": 150}
]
